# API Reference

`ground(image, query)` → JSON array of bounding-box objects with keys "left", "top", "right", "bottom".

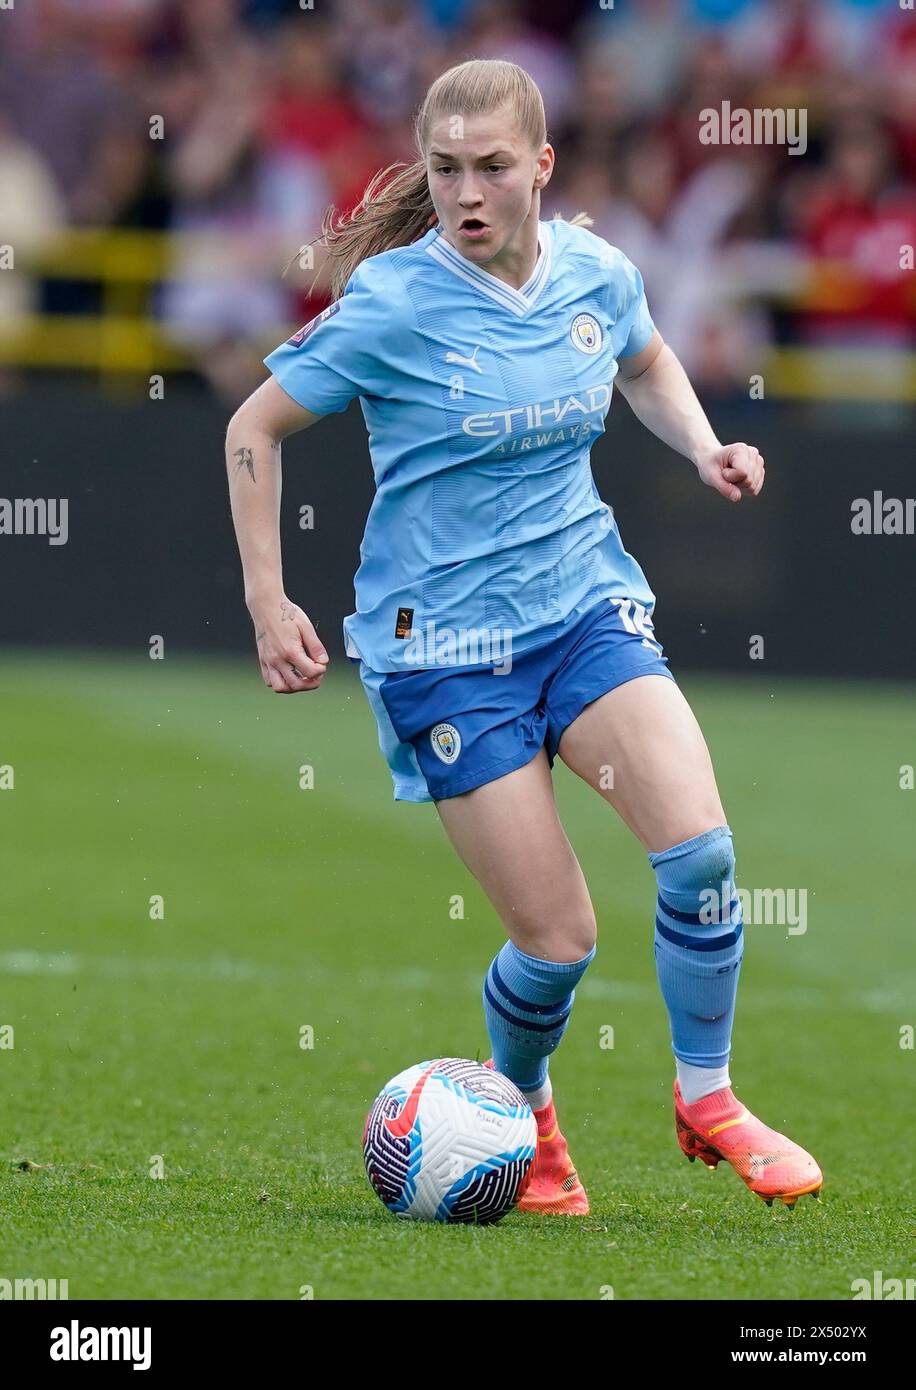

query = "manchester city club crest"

[
  {"left": 430, "top": 722, "right": 461, "bottom": 764},
  {"left": 570, "top": 312, "right": 603, "bottom": 355}
]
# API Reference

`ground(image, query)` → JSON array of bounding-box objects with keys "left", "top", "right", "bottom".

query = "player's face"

[{"left": 425, "top": 105, "right": 553, "bottom": 269}]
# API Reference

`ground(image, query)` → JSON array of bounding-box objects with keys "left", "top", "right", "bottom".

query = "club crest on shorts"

[
  {"left": 430, "top": 722, "right": 461, "bottom": 764},
  {"left": 570, "top": 312, "right": 602, "bottom": 355}
]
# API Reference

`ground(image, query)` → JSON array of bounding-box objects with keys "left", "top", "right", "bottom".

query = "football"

[{"left": 362, "top": 1057, "right": 538, "bottom": 1223}]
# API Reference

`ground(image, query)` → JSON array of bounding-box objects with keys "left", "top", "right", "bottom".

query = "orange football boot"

[
  {"left": 484, "top": 1059, "right": 589, "bottom": 1215},
  {"left": 674, "top": 1079, "right": 823, "bottom": 1208}
]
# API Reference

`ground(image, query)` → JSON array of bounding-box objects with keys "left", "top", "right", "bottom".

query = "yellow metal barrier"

[
  {"left": 0, "top": 229, "right": 913, "bottom": 401},
  {"left": 0, "top": 230, "right": 295, "bottom": 388}
]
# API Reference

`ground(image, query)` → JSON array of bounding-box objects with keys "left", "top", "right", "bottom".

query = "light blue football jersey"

[{"left": 264, "top": 217, "right": 658, "bottom": 672}]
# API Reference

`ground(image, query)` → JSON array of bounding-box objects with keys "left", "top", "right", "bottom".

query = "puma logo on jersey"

[{"left": 444, "top": 345, "right": 483, "bottom": 373}]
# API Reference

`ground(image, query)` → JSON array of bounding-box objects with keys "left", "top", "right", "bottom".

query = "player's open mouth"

[{"left": 459, "top": 219, "right": 490, "bottom": 239}]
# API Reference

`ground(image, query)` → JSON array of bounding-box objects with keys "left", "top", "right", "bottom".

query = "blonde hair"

[{"left": 298, "top": 59, "right": 592, "bottom": 300}]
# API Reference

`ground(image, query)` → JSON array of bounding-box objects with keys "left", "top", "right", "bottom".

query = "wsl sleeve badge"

[
  {"left": 286, "top": 300, "right": 341, "bottom": 347},
  {"left": 362, "top": 1058, "right": 537, "bottom": 1223}
]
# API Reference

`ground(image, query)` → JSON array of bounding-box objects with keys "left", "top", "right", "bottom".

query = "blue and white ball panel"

[
  {"left": 358, "top": 597, "right": 675, "bottom": 803},
  {"left": 362, "top": 1058, "right": 537, "bottom": 1224}
]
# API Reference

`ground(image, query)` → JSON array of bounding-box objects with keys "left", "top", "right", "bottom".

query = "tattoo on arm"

[{"left": 233, "top": 446, "right": 256, "bottom": 483}]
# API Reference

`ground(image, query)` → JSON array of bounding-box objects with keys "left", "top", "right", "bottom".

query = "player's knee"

[
  {"left": 649, "top": 824, "right": 737, "bottom": 916},
  {"left": 651, "top": 826, "right": 743, "bottom": 1016},
  {"left": 567, "top": 915, "right": 598, "bottom": 961},
  {"left": 513, "top": 910, "right": 596, "bottom": 964}
]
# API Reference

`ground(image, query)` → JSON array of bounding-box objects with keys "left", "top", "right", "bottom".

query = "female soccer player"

[{"left": 226, "top": 59, "right": 822, "bottom": 1216}]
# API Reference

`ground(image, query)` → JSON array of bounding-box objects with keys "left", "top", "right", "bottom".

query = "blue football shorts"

[{"left": 350, "top": 596, "right": 676, "bottom": 804}]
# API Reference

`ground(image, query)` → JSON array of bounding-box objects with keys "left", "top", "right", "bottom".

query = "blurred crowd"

[{"left": 0, "top": 0, "right": 914, "bottom": 401}]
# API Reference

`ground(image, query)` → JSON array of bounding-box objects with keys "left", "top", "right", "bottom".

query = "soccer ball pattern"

[{"left": 363, "top": 1058, "right": 537, "bottom": 1223}]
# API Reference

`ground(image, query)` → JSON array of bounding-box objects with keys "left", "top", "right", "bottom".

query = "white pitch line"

[{"left": 0, "top": 951, "right": 910, "bottom": 1014}]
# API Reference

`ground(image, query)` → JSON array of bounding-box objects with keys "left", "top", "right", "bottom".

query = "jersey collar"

[{"left": 424, "top": 221, "right": 553, "bottom": 317}]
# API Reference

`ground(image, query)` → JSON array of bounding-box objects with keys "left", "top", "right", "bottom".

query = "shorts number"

[{"left": 610, "top": 598, "right": 662, "bottom": 655}]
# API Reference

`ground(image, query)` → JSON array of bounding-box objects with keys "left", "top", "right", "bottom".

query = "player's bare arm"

[
  {"left": 616, "top": 327, "right": 766, "bottom": 503},
  {"left": 225, "top": 377, "right": 329, "bottom": 694}
]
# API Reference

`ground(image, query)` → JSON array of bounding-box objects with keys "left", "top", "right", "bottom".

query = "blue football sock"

[
  {"left": 483, "top": 939, "right": 596, "bottom": 1095},
  {"left": 649, "top": 825, "right": 743, "bottom": 1070}
]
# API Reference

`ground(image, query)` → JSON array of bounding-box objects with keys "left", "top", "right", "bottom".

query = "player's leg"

[
  {"left": 555, "top": 672, "right": 738, "bottom": 1094},
  {"left": 555, "top": 673, "right": 823, "bottom": 1204},
  {"left": 434, "top": 747, "right": 595, "bottom": 1214},
  {"left": 433, "top": 745, "right": 596, "bottom": 962},
  {"left": 556, "top": 671, "right": 726, "bottom": 853}
]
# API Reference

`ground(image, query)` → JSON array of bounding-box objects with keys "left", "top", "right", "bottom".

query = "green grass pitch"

[{"left": 1, "top": 652, "right": 913, "bottom": 1299}]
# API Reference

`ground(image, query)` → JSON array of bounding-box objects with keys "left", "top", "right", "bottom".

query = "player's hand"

[
  {"left": 695, "top": 443, "right": 765, "bottom": 503},
  {"left": 248, "top": 594, "right": 330, "bottom": 693}
]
